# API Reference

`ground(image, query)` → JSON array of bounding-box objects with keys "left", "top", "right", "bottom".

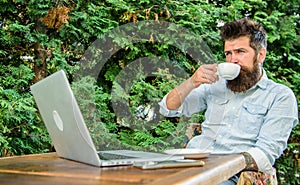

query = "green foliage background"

[{"left": 0, "top": 0, "right": 299, "bottom": 184}]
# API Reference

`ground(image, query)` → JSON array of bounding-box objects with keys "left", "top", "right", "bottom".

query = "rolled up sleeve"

[
  {"left": 247, "top": 147, "right": 275, "bottom": 175},
  {"left": 158, "top": 93, "right": 184, "bottom": 117}
]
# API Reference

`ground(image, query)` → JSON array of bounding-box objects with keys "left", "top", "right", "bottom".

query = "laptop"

[{"left": 30, "top": 70, "right": 183, "bottom": 167}]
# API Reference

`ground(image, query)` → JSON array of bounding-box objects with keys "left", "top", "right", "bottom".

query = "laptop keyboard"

[{"left": 98, "top": 152, "right": 136, "bottom": 160}]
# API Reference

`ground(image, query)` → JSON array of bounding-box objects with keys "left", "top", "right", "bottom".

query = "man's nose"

[{"left": 227, "top": 54, "right": 238, "bottom": 64}]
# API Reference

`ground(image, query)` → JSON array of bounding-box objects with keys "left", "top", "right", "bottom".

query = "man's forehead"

[{"left": 224, "top": 37, "right": 251, "bottom": 51}]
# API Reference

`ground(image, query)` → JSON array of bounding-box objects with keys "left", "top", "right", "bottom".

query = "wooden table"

[{"left": 0, "top": 152, "right": 245, "bottom": 185}]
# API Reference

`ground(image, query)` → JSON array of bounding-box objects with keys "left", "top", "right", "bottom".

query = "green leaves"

[{"left": 0, "top": 65, "right": 52, "bottom": 156}]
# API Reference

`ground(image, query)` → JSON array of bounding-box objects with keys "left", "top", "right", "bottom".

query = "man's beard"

[{"left": 227, "top": 59, "right": 261, "bottom": 93}]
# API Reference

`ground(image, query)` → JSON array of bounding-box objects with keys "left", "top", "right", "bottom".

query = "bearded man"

[{"left": 159, "top": 18, "right": 298, "bottom": 185}]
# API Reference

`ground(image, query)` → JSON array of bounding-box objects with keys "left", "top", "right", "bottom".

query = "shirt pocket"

[{"left": 238, "top": 101, "right": 267, "bottom": 135}]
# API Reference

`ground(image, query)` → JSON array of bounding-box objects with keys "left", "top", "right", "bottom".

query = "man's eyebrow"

[{"left": 224, "top": 48, "right": 247, "bottom": 53}]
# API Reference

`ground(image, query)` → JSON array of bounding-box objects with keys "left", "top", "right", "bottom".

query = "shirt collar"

[
  {"left": 257, "top": 68, "right": 268, "bottom": 89},
  {"left": 249, "top": 68, "right": 268, "bottom": 91}
]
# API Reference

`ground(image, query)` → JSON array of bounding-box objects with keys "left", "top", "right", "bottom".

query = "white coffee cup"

[{"left": 217, "top": 63, "right": 241, "bottom": 80}]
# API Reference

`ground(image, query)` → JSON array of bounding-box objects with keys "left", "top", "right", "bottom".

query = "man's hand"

[{"left": 191, "top": 64, "right": 218, "bottom": 88}]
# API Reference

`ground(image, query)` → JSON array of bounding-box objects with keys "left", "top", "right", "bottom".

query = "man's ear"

[{"left": 258, "top": 48, "right": 266, "bottom": 64}]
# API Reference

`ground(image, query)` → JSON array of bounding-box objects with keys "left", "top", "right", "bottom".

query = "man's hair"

[{"left": 220, "top": 18, "right": 267, "bottom": 53}]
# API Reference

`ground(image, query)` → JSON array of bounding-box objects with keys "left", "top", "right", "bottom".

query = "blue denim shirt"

[{"left": 159, "top": 71, "right": 298, "bottom": 174}]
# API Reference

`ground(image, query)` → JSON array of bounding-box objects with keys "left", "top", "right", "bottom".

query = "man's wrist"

[
  {"left": 241, "top": 152, "right": 259, "bottom": 171},
  {"left": 189, "top": 76, "right": 202, "bottom": 88}
]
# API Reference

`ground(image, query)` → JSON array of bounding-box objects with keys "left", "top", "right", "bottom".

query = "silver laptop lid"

[{"left": 30, "top": 70, "right": 101, "bottom": 166}]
